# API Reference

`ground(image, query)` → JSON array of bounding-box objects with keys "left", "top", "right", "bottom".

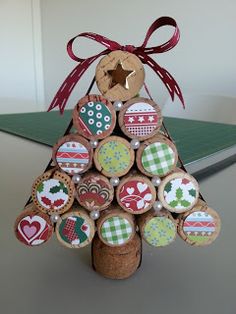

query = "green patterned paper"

[
  {"left": 141, "top": 142, "right": 175, "bottom": 176},
  {"left": 79, "top": 101, "right": 111, "bottom": 136},
  {"left": 144, "top": 217, "right": 176, "bottom": 247},
  {"left": 163, "top": 178, "right": 197, "bottom": 211},
  {"left": 101, "top": 216, "right": 132, "bottom": 245},
  {"left": 97, "top": 140, "right": 131, "bottom": 175}
]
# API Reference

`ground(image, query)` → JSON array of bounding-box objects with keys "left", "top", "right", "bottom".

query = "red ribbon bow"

[{"left": 48, "top": 16, "right": 185, "bottom": 114}]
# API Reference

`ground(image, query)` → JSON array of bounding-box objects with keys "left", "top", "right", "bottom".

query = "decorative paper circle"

[
  {"left": 52, "top": 134, "right": 92, "bottom": 175},
  {"left": 73, "top": 94, "right": 116, "bottom": 140},
  {"left": 14, "top": 205, "right": 53, "bottom": 246},
  {"left": 158, "top": 171, "right": 199, "bottom": 213},
  {"left": 76, "top": 172, "right": 114, "bottom": 211},
  {"left": 119, "top": 97, "right": 162, "bottom": 140},
  {"left": 32, "top": 169, "right": 75, "bottom": 215},
  {"left": 100, "top": 216, "right": 133, "bottom": 246},
  {"left": 143, "top": 216, "right": 176, "bottom": 247},
  {"left": 95, "top": 50, "right": 145, "bottom": 101},
  {"left": 94, "top": 136, "right": 134, "bottom": 177},
  {"left": 56, "top": 210, "right": 95, "bottom": 248},
  {"left": 116, "top": 175, "right": 156, "bottom": 214},
  {"left": 136, "top": 135, "right": 178, "bottom": 177},
  {"left": 178, "top": 202, "right": 221, "bottom": 246}
]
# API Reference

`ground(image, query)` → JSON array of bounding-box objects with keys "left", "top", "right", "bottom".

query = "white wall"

[
  {"left": 40, "top": 0, "right": 236, "bottom": 119},
  {"left": 0, "top": 0, "right": 44, "bottom": 113},
  {"left": 1, "top": 0, "right": 236, "bottom": 118}
]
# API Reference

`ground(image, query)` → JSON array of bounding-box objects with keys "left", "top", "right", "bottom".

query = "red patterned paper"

[
  {"left": 124, "top": 102, "right": 159, "bottom": 137},
  {"left": 17, "top": 214, "right": 51, "bottom": 246},
  {"left": 119, "top": 180, "right": 153, "bottom": 212}
]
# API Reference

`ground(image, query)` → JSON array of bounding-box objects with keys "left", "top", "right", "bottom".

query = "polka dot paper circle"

[{"left": 73, "top": 94, "right": 116, "bottom": 140}]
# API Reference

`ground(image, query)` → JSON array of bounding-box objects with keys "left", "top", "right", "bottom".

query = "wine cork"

[
  {"left": 118, "top": 97, "right": 163, "bottom": 140},
  {"left": 94, "top": 136, "right": 134, "bottom": 177},
  {"left": 14, "top": 203, "right": 54, "bottom": 247},
  {"left": 116, "top": 173, "right": 156, "bottom": 214},
  {"left": 138, "top": 209, "right": 177, "bottom": 247},
  {"left": 177, "top": 199, "right": 221, "bottom": 246},
  {"left": 55, "top": 208, "right": 95, "bottom": 249},
  {"left": 96, "top": 207, "right": 136, "bottom": 247},
  {"left": 52, "top": 134, "right": 93, "bottom": 175},
  {"left": 31, "top": 168, "right": 75, "bottom": 215},
  {"left": 75, "top": 172, "right": 114, "bottom": 211},
  {"left": 95, "top": 50, "right": 145, "bottom": 102},
  {"left": 92, "top": 232, "right": 142, "bottom": 279},
  {"left": 136, "top": 134, "right": 178, "bottom": 177},
  {"left": 72, "top": 94, "right": 116, "bottom": 140},
  {"left": 158, "top": 168, "right": 199, "bottom": 213}
]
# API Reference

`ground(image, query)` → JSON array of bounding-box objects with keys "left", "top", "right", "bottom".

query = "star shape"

[
  {"left": 138, "top": 116, "right": 144, "bottom": 122},
  {"left": 148, "top": 116, "right": 154, "bottom": 122},
  {"left": 107, "top": 61, "right": 134, "bottom": 90},
  {"left": 128, "top": 117, "right": 134, "bottom": 123}
]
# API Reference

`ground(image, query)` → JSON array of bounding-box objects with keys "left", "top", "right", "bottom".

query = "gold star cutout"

[{"left": 107, "top": 61, "right": 134, "bottom": 90}]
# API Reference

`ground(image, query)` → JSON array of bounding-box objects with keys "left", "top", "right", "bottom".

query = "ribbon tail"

[
  {"left": 138, "top": 53, "right": 185, "bottom": 108},
  {"left": 47, "top": 56, "right": 99, "bottom": 114}
]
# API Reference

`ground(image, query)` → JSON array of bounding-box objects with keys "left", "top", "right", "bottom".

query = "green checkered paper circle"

[
  {"left": 141, "top": 142, "right": 175, "bottom": 176},
  {"left": 101, "top": 216, "right": 133, "bottom": 245}
]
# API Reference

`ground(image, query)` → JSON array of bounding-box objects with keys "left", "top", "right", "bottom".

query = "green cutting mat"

[{"left": 0, "top": 111, "right": 236, "bottom": 165}]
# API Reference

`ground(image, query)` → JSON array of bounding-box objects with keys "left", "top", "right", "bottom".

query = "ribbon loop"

[
  {"left": 140, "top": 16, "right": 180, "bottom": 54},
  {"left": 48, "top": 16, "right": 184, "bottom": 113},
  {"left": 67, "top": 32, "right": 121, "bottom": 62}
]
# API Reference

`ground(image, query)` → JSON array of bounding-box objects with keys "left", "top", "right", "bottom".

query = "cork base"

[{"left": 92, "top": 232, "right": 142, "bottom": 280}]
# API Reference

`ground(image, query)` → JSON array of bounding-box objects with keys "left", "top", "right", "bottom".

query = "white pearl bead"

[
  {"left": 90, "top": 210, "right": 100, "bottom": 220},
  {"left": 151, "top": 176, "right": 162, "bottom": 187},
  {"left": 90, "top": 139, "right": 99, "bottom": 148},
  {"left": 113, "top": 100, "right": 123, "bottom": 111},
  {"left": 130, "top": 138, "right": 140, "bottom": 150},
  {"left": 110, "top": 176, "right": 120, "bottom": 186},
  {"left": 72, "top": 174, "right": 81, "bottom": 184},
  {"left": 50, "top": 214, "right": 61, "bottom": 223},
  {"left": 153, "top": 201, "right": 163, "bottom": 211}
]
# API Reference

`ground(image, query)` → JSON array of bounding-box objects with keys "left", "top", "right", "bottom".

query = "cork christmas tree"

[{"left": 14, "top": 17, "right": 221, "bottom": 279}]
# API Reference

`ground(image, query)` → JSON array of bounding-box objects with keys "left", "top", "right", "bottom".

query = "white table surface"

[{"left": 0, "top": 131, "right": 235, "bottom": 314}]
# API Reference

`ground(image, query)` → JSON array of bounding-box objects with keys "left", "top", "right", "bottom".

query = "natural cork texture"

[
  {"left": 118, "top": 97, "right": 163, "bottom": 140},
  {"left": 52, "top": 133, "right": 93, "bottom": 175},
  {"left": 116, "top": 173, "right": 156, "bottom": 214},
  {"left": 31, "top": 168, "right": 75, "bottom": 215},
  {"left": 94, "top": 136, "right": 135, "bottom": 177},
  {"left": 95, "top": 50, "right": 145, "bottom": 101},
  {"left": 158, "top": 168, "right": 199, "bottom": 213},
  {"left": 72, "top": 94, "right": 116, "bottom": 140},
  {"left": 92, "top": 232, "right": 142, "bottom": 279},
  {"left": 177, "top": 199, "right": 221, "bottom": 246},
  {"left": 136, "top": 133, "right": 178, "bottom": 177}
]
